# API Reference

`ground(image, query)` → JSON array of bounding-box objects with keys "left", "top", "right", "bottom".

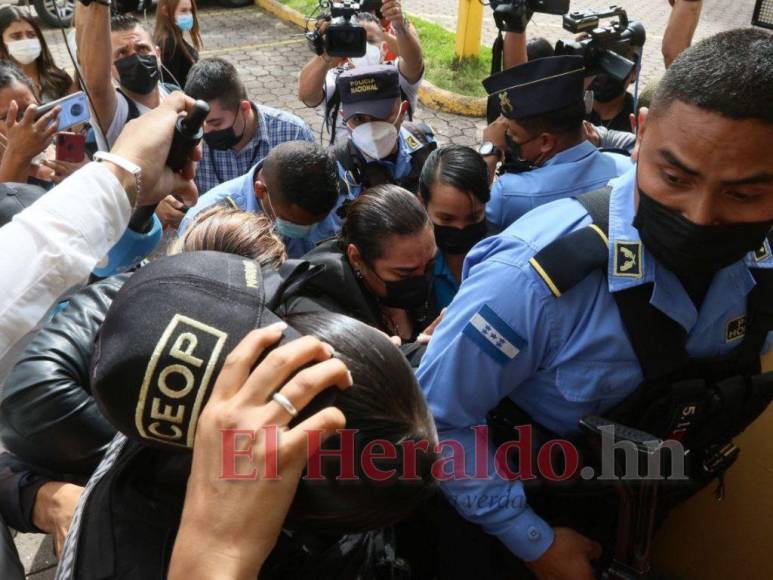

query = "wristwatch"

[{"left": 478, "top": 142, "right": 502, "bottom": 159}]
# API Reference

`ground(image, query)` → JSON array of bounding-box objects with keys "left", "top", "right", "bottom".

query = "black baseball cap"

[
  {"left": 483, "top": 55, "right": 585, "bottom": 120},
  {"left": 0, "top": 183, "right": 46, "bottom": 227},
  {"left": 90, "top": 251, "right": 331, "bottom": 450},
  {"left": 337, "top": 64, "right": 401, "bottom": 122}
]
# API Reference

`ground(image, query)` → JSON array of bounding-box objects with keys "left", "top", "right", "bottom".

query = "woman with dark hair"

[
  {"left": 153, "top": 0, "right": 203, "bottom": 87},
  {"left": 418, "top": 144, "right": 490, "bottom": 309},
  {"left": 0, "top": 7, "right": 75, "bottom": 103},
  {"left": 288, "top": 184, "right": 438, "bottom": 342},
  {"left": 0, "top": 62, "right": 60, "bottom": 186}
]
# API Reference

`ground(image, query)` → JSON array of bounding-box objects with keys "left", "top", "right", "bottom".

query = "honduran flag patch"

[{"left": 462, "top": 305, "right": 526, "bottom": 365}]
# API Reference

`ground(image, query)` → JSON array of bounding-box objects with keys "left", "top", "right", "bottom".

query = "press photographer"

[
  {"left": 557, "top": 7, "right": 646, "bottom": 133},
  {"left": 298, "top": 0, "right": 424, "bottom": 143}
]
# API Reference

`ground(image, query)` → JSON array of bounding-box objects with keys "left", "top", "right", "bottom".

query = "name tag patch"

[
  {"left": 463, "top": 305, "right": 526, "bottom": 365},
  {"left": 725, "top": 316, "right": 746, "bottom": 343}
]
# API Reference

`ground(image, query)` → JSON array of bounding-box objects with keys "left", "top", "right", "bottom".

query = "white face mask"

[
  {"left": 351, "top": 42, "right": 382, "bottom": 68},
  {"left": 8, "top": 38, "right": 41, "bottom": 65},
  {"left": 351, "top": 121, "right": 398, "bottom": 160}
]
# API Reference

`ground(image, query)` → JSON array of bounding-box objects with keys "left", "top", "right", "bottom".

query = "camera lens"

[{"left": 70, "top": 103, "right": 83, "bottom": 117}]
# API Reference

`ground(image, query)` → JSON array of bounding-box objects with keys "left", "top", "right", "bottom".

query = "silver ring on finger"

[{"left": 271, "top": 392, "right": 298, "bottom": 418}]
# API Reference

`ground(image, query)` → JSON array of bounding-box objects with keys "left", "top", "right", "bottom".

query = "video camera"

[
  {"left": 489, "top": 0, "right": 569, "bottom": 33},
  {"left": 306, "top": 1, "right": 368, "bottom": 59},
  {"left": 555, "top": 6, "right": 646, "bottom": 80}
]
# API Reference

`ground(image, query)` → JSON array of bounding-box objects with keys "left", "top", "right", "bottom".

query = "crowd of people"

[{"left": 0, "top": 0, "right": 771, "bottom": 578}]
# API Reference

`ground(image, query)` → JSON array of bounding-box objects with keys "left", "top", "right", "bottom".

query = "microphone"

[{"left": 93, "top": 100, "right": 210, "bottom": 278}]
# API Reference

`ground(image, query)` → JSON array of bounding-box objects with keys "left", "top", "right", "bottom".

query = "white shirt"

[
  {"left": 105, "top": 85, "right": 171, "bottom": 148},
  {"left": 0, "top": 162, "right": 130, "bottom": 382}
]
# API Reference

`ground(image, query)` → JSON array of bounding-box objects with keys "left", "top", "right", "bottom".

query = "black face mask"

[
  {"left": 434, "top": 221, "right": 487, "bottom": 255},
  {"left": 380, "top": 272, "right": 433, "bottom": 310},
  {"left": 114, "top": 54, "right": 159, "bottom": 96},
  {"left": 502, "top": 134, "right": 535, "bottom": 174},
  {"left": 634, "top": 188, "right": 773, "bottom": 275},
  {"left": 203, "top": 110, "right": 244, "bottom": 150},
  {"left": 590, "top": 74, "right": 627, "bottom": 104}
]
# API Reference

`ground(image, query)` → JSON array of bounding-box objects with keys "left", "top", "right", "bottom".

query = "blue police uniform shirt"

[
  {"left": 486, "top": 140, "right": 632, "bottom": 231},
  {"left": 336, "top": 126, "right": 436, "bottom": 212},
  {"left": 433, "top": 249, "right": 460, "bottom": 310},
  {"left": 417, "top": 166, "right": 773, "bottom": 562},
  {"left": 179, "top": 161, "right": 341, "bottom": 258}
]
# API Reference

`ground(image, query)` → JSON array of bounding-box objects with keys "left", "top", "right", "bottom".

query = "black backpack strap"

[
  {"left": 115, "top": 87, "right": 141, "bottom": 123},
  {"left": 612, "top": 284, "right": 690, "bottom": 381},
  {"left": 396, "top": 122, "right": 437, "bottom": 193},
  {"left": 528, "top": 186, "right": 612, "bottom": 297},
  {"left": 576, "top": 186, "right": 612, "bottom": 235},
  {"left": 324, "top": 85, "right": 341, "bottom": 145},
  {"left": 334, "top": 138, "right": 361, "bottom": 195}
]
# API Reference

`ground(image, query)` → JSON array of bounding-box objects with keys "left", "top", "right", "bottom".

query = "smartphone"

[
  {"left": 35, "top": 91, "right": 90, "bottom": 131},
  {"left": 55, "top": 132, "right": 86, "bottom": 163}
]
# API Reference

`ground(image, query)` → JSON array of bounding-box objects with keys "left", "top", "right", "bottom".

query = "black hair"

[
  {"left": 517, "top": 100, "right": 586, "bottom": 137},
  {"left": 340, "top": 184, "right": 431, "bottom": 265},
  {"left": 419, "top": 144, "right": 490, "bottom": 205},
  {"left": 526, "top": 37, "right": 554, "bottom": 61},
  {"left": 0, "top": 60, "right": 34, "bottom": 93},
  {"left": 262, "top": 141, "right": 339, "bottom": 217},
  {"left": 285, "top": 312, "right": 438, "bottom": 534},
  {"left": 652, "top": 28, "right": 773, "bottom": 124},
  {"left": 184, "top": 57, "right": 247, "bottom": 111},
  {"left": 110, "top": 13, "right": 145, "bottom": 33}
]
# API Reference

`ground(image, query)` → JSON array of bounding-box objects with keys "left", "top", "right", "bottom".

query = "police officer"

[
  {"left": 334, "top": 64, "right": 436, "bottom": 205},
  {"left": 479, "top": 55, "right": 632, "bottom": 231},
  {"left": 417, "top": 29, "right": 773, "bottom": 579}
]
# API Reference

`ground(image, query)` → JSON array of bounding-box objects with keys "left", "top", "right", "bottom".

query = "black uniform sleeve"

[
  {"left": 0, "top": 276, "right": 128, "bottom": 477},
  {"left": 0, "top": 452, "right": 58, "bottom": 533}
]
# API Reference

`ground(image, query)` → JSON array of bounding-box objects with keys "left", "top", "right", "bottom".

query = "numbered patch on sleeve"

[{"left": 462, "top": 305, "right": 526, "bottom": 365}]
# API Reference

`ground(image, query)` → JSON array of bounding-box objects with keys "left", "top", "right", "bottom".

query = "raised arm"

[
  {"left": 662, "top": 0, "right": 703, "bottom": 68},
  {"left": 381, "top": 0, "right": 423, "bottom": 84},
  {"left": 74, "top": 1, "right": 117, "bottom": 134}
]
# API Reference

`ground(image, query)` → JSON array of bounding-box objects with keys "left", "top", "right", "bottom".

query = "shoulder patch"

[
  {"left": 405, "top": 133, "right": 421, "bottom": 150},
  {"left": 613, "top": 240, "right": 642, "bottom": 278},
  {"left": 462, "top": 305, "right": 526, "bottom": 365}
]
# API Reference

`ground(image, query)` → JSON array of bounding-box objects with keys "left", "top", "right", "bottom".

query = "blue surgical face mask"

[
  {"left": 274, "top": 217, "right": 316, "bottom": 239},
  {"left": 176, "top": 14, "right": 194, "bottom": 32},
  {"left": 264, "top": 192, "right": 316, "bottom": 239}
]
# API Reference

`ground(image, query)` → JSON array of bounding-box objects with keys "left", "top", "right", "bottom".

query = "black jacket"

[
  {"left": 0, "top": 275, "right": 128, "bottom": 531},
  {"left": 284, "top": 239, "right": 435, "bottom": 342},
  {"left": 0, "top": 275, "right": 128, "bottom": 477}
]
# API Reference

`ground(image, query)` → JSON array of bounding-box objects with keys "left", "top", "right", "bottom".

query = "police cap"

[
  {"left": 337, "top": 64, "right": 401, "bottom": 122},
  {"left": 90, "top": 251, "right": 331, "bottom": 451},
  {"left": 483, "top": 55, "right": 586, "bottom": 120}
]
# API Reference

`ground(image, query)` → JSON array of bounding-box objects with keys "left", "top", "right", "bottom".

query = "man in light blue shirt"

[
  {"left": 180, "top": 142, "right": 340, "bottom": 258},
  {"left": 418, "top": 30, "right": 773, "bottom": 579},
  {"left": 480, "top": 56, "right": 631, "bottom": 231}
]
